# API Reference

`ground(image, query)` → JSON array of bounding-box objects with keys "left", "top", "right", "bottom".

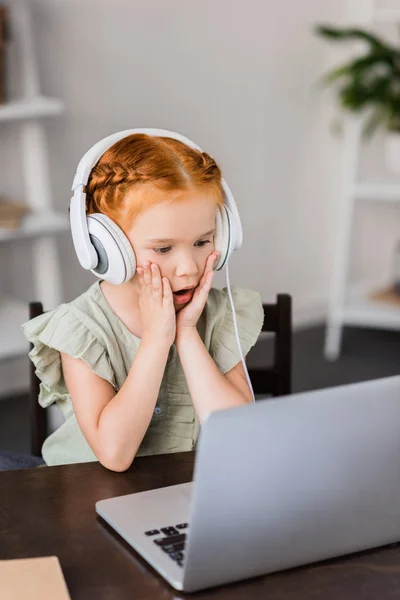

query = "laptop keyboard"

[{"left": 145, "top": 523, "right": 188, "bottom": 567}]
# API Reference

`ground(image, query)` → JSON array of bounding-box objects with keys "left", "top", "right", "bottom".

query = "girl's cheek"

[{"left": 134, "top": 250, "right": 151, "bottom": 268}]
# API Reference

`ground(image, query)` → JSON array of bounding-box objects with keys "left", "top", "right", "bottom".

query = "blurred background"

[{"left": 0, "top": 0, "right": 399, "bottom": 454}]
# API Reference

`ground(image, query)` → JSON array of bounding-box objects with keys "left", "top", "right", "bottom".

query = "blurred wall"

[
  {"left": 38, "top": 0, "right": 365, "bottom": 312},
  {"left": 1, "top": 0, "right": 399, "bottom": 394}
]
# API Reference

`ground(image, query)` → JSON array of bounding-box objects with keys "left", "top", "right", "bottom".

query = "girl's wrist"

[
  {"left": 175, "top": 326, "right": 199, "bottom": 347},
  {"left": 140, "top": 334, "right": 173, "bottom": 352}
]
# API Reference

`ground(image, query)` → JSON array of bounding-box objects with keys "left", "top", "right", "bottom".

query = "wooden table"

[{"left": 1, "top": 452, "right": 400, "bottom": 599}]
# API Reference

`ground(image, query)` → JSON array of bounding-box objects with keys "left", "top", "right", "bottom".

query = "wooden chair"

[
  {"left": 247, "top": 294, "right": 292, "bottom": 397},
  {"left": 28, "top": 294, "right": 292, "bottom": 457},
  {"left": 29, "top": 301, "right": 47, "bottom": 457}
]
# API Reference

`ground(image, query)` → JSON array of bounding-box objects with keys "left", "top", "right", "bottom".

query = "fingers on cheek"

[
  {"left": 205, "top": 271, "right": 214, "bottom": 289},
  {"left": 144, "top": 265, "right": 152, "bottom": 284}
]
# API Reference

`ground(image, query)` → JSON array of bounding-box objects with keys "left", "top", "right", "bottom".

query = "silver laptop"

[{"left": 96, "top": 375, "right": 400, "bottom": 593}]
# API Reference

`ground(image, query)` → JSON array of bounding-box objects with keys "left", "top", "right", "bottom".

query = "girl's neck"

[{"left": 100, "top": 279, "right": 142, "bottom": 338}]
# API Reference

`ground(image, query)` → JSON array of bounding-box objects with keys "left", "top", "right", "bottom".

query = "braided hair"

[{"left": 85, "top": 134, "right": 224, "bottom": 232}]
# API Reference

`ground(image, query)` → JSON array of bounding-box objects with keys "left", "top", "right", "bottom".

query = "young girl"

[{"left": 22, "top": 130, "right": 264, "bottom": 472}]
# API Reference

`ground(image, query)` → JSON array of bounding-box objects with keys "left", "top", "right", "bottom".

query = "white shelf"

[
  {"left": 0, "top": 96, "right": 64, "bottom": 122},
  {"left": 341, "top": 285, "right": 400, "bottom": 331},
  {"left": 0, "top": 297, "right": 29, "bottom": 360},
  {"left": 354, "top": 182, "right": 400, "bottom": 202},
  {"left": 323, "top": 1, "right": 400, "bottom": 360},
  {"left": 0, "top": 1, "right": 65, "bottom": 395},
  {"left": 0, "top": 211, "right": 69, "bottom": 242}
]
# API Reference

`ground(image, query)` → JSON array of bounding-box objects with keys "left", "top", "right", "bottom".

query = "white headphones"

[{"left": 70, "top": 128, "right": 243, "bottom": 285}]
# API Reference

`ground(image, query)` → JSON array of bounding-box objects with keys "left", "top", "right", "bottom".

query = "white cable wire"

[{"left": 225, "top": 263, "right": 256, "bottom": 403}]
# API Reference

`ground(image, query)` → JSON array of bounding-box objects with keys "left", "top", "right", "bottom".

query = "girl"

[{"left": 22, "top": 130, "right": 264, "bottom": 472}]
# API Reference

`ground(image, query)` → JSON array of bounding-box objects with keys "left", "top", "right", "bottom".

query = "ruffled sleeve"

[
  {"left": 208, "top": 286, "right": 264, "bottom": 374},
  {"left": 21, "top": 304, "right": 117, "bottom": 409}
]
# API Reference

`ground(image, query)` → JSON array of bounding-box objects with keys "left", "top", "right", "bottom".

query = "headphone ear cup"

[
  {"left": 214, "top": 206, "right": 231, "bottom": 271},
  {"left": 87, "top": 214, "right": 136, "bottom": 284}
]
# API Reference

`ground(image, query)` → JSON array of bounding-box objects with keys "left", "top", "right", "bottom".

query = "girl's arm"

[
  {"left": 174, "top": 250, "right": 251, "bottom": 422},
  {"left": 176, "top": 329, "right": 252, "bottom": 423},
  {"left": 62, "top": 261, "right": 176, "bottom": 472},
  {"left": 61, "top": 337, "right": 171, "bottom": 472}
]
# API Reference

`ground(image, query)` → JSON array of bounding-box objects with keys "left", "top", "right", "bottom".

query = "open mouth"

[{"left": 173, "top": 287, "right": 196, "bottom": 304}]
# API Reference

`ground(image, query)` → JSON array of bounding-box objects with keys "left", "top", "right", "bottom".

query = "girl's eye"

[{"left": 154, "top": 240, "right": 211, "bottom": 254}]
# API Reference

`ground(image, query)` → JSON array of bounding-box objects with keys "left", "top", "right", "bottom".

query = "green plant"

[{"left": 315, "top": 25, "right": 400, "bottom": 137}]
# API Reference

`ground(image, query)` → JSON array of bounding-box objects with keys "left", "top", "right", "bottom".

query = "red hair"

[{"left": 85, "top": 134, "right": 224, "bottom": 232}]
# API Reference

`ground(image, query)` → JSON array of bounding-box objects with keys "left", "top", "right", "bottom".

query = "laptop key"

[
  {"left": 176, "top": 523, "right": 188, "bottom": 529},
  {"left": 170, "top": 542, "right": 185, "bottom": 552},
  {"left": 162, "top": 546, "right": 177, "bottom": 555},
  {"left": 144, "top": 529, "right": 160, "bottom": 536},
  {"left": 161, "top": 541, "right": 185, "bottom": 554},
  {"left": 154, "top": 533, "right": 186, "bottom": 547},
  {"left": 170, "top": 551, "right": 184, "bottom": 562},
  {"left": 160, "top": 526, "right": 179, "bottom": 536}
]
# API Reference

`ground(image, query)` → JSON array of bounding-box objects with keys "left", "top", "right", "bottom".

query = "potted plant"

[{"left": 315, "top": 25, "right": 400, "bottom": 174}]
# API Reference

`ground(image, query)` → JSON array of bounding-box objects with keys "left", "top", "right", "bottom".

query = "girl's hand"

[
  {"left": 176, "top": 251, "right": 220, "bottom": 338},
  {"left": 136, "top": 261, "right": 176, "bottom": 347}
]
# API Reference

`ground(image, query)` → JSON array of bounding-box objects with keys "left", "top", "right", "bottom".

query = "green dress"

[{"left": 21, "top": 281, "right": 264, "bottom": 466}]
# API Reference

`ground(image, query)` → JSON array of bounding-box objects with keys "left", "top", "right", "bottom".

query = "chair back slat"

[
  {"left": 29, "top": 302, "right": 47, "bottom": 457},
  {"left": 248, "top": 294, "right": 292, "bottom": 397},
  {"left": 262, "top": 305, "right": 278, "bottom": 332}
]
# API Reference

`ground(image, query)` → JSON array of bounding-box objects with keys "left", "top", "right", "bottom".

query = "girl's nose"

[{"left": 175, "top": 253, "right": 199, "bottom": 278}]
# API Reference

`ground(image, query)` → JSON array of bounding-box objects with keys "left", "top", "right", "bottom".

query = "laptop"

[{"left": 96, "top": 375, "right": 400, "bottom": 593}]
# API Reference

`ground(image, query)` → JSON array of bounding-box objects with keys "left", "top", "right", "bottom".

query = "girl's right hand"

[{"left": 136, "top": 261, "right": 176, "bottom": 347}]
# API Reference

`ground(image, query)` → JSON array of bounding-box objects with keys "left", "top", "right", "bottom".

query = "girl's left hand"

[{"left": 176, "top": 251, "right": 220, "bottom": 338}]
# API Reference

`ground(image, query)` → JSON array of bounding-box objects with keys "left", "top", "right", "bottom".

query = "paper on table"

[{"left": 0, "top": 556, "right": 71, "bottom": 600}]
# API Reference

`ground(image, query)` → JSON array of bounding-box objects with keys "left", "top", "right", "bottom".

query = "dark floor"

[{"left": 0, "top": 324, "right": 399, "bottom": 454}]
